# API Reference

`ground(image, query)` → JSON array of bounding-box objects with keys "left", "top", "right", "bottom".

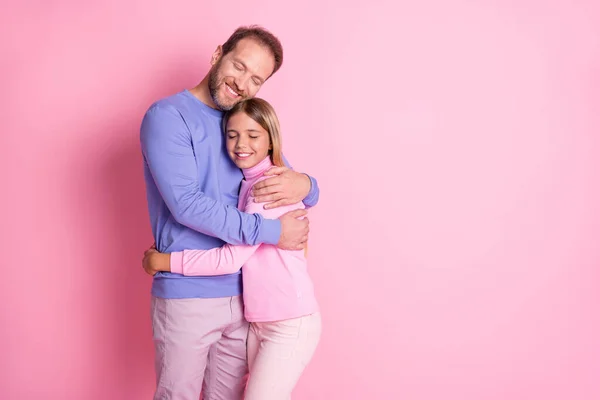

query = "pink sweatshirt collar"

[{"left": 242, "top": 156, "right": 273, "bottom": 180}]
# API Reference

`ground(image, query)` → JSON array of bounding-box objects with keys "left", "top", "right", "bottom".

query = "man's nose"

[{"left": 233, "top": 75, "right": 249, "bottom": 94}]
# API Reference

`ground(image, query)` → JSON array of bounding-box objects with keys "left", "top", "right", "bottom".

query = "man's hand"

[
  {"left": 277, "top": 209, "right": 309, "bottom": 250},
  {"left": 142, "top": 244, "right": 171, "bottom": 276},
  {"left": 252, "top": 167, "right": 311, "bottom": 210}
]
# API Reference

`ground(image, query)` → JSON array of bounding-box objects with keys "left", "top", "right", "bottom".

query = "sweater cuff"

[
  {"left": 170, "top": 251, "right": 184, "bottom": 275},
  {"left": 303, "top": 175, "right": 319, "bottom": 208},
  {"left": 256, "top": 218, "right": 281, "bottom": 245}
]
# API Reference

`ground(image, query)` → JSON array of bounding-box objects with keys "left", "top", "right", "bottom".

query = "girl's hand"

[{"left": 142, "top": 244, "right": 171, "bottom": 276}]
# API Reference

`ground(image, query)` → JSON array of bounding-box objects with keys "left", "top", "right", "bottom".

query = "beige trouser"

[{"left": 151, "top": 296, "right": 249, "bottom": 400}]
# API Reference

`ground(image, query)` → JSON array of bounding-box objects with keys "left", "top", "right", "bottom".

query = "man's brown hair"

[{"left": 221, "top": 25, "right": 283, "bottom": 76}]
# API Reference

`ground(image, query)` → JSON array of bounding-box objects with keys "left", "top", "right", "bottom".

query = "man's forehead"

[
  {"left": 226, "top": 38, "right": 275, "bottom": 75},
  {"left": 228, "top": 37, "right": 264, "bottom": 53}
]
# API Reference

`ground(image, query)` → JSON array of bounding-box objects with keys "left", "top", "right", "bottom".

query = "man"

[{"left": 140, "top": 25, "right": 319, "bottom": 400}]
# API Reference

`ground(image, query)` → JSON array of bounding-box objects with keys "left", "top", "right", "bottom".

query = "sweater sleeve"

[
  {"left": 282, "top": 154, "right": 320, "bottom": 208},
  {"left": 170, "top": 189, "right": 301, "bottom": 276}
]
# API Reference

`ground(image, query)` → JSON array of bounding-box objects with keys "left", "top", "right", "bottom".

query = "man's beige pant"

[{"left": 151, "top": 296, "right": 249, "bottom": 400}]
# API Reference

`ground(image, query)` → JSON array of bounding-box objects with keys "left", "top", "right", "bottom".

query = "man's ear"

[{"left": 210, "top": 45, "right": 223, "bottom": 66}]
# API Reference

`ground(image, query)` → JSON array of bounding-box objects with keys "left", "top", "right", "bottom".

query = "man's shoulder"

[{"left": 145, "top": 91, "right": 189, "bottom": 115}]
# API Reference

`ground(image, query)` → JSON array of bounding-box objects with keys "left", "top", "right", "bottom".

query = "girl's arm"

[
  {"left": 154, "top": 242, "right": 260, "bottom": 276},
  {"left": 146, "top": 193, "right": 304, "bottom": 277}
]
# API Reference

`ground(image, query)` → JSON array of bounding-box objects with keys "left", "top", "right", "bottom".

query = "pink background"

[{"left": 2, "top": 0, "right": 599, "bottom": 399}]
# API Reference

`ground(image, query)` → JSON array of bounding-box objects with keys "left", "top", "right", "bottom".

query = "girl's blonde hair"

[{"left": 223, "top": 98, "right": 285, "bottom": 167}]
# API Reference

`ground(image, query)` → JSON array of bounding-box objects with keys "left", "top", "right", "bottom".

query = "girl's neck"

[{"left": 242, "top": 156, "right": 273, "bottom": 180}]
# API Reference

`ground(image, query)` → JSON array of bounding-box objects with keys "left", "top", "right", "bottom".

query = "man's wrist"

[
  {"left": 301, "top": 173, "right": 319, "bottom": 207},
  {"left": 304, "top": 173, "right": 312, "bottom": 191}
]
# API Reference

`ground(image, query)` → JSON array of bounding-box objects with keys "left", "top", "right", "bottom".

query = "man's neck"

[{"left": 189, "top": 77, "right": 219, "bottom": 110}]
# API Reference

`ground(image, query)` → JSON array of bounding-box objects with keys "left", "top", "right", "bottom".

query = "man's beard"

[{"left": 208, "top": 61, "right": 242, "bottom": 111}]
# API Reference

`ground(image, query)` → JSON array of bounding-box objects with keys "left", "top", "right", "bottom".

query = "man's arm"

[
  {"left": 251, "top": 155, "right": 320, "bottom": 210},
  {"left": 144, "top": 192, "right": 304, "bottom": 276},
  {"left": 302, "top": 175, "right": 320, "bottom": 208},
  {"left": 140, "top": 104, "right": 280, "bottom": 246},
  {"left": 283, "top": 155, "right": 320, "bottom": 208}
]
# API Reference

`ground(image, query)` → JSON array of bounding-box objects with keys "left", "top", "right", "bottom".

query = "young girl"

[{"left": 143, "top": 98, "right": 321, "bottom": 400}]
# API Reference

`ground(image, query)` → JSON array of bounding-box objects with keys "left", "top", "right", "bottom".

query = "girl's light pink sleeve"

[
  {"left": 170, "top": 242, "right": 260, "bottom": 276},
  {"left": 169, "top": 193, "right": 291, "bottom": 276}
]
